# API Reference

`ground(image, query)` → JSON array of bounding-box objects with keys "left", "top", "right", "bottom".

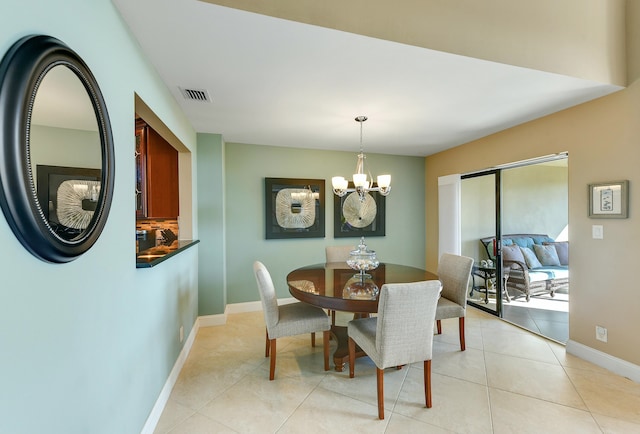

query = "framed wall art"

[
  {"left": 334, "top": 185, "right": 385, "bottom": 238},
  {"left": 36, "top": 165, "right": 102, "bottom": 239},
  {"left": 265, "top": 178, "right": 325, "bottom": 239},
  {"left": 588, "top": 180, "right": 629, "bottom": 219}
]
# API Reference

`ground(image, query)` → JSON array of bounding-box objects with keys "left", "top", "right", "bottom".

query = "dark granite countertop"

[{"left": 136, "top": 239, "right": 200, "bottom": 268}]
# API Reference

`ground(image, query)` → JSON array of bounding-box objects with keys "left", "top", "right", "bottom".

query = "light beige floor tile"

[
  {"left": 170, "top": 357, "right": 259, "bottom": 410},
  {"left": 319, "top": 356, "right": 409, "bottom": 409},
  {"left": 278, "top": 386, "right": 389, "bottom": 432},
  {"left": 466, "top": 306, "right": 492, "bottom": 318},
  {"left": 165, "top": 412, "right": 238, "bottom": 434},
  {"left": 481, "top": 327, "right": 558, "bottom": 363},
  {"left": 224, "top": 310, "right": 265, "bottom": 327},
  {"left": 153, "top": 399, "right": 196, "bottom": 434},
  {"left": 150, "top": 310, "right": 640, "bottom": 434},
  {"left": 394, "top": 368, "right": 493, "bottom": 433},
  {"left": 432, "top": 341, "right": 487, "bottom": 386},
  {"left": 591, "top": 412, "right": 640, "bottom": 433},
  {"left": 192, "top": 326, "right": 268, "bottom": 360},
  {"left": 179, "top": 350, "right": 262, "bottom": 384},
  {"left": 255, "top": 339, "right": 333, "bottom": 380},
  {"left": 434, "top": 317, "right": 484, "bottom": 351},
  {"left": 197, "top": 370, "right": 323, "bottom": 433},
  {"left": 565, "top": 367, "right": 640, "bottom": 424},
  {"left": 385, "top": 413, "right": 454, "bottom": 433},
  {"left": 485, "top": 352, "right": 587, "bottom": 409},
  {"left": 472, "top": 314, "right": 533, "bottom": 334},
  {"left": 489, "top": 388, "right": 601, "bottom": 434}
]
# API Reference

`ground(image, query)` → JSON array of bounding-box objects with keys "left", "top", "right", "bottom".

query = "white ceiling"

[{"left": 112, "top": 0, "right": 622, "bottom": 157}]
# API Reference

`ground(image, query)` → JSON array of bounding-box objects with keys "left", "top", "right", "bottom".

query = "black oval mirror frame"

[{"left": 0, "top": 35, "right": 114, "bottom": 263}]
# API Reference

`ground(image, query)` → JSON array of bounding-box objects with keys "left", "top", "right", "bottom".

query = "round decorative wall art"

[{"left": 342, "top": 192, "right": 377, "bottom": 228}]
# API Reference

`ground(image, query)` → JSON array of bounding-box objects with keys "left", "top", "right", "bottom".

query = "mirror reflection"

[{"left": 30, "top": 65, "right": 102, "bottom": 241}]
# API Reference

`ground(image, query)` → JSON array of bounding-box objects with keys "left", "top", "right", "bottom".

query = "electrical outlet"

[
  {"left": 179, "top": 325, "right": 184, "bottom": 343},
  {"left": 595, "top": 325, "right": 607, "bottom": 342},
  {"left": 592, "top": 225, "right": 604, "bottom": 239}
]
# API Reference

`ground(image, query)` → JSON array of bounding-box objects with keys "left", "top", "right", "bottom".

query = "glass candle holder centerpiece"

[
  {"left": 343, "top": 274, "right": 379, "bottom": 300},
  {"left": 347, "top": 236, "right": 379, "bottom": 279}
]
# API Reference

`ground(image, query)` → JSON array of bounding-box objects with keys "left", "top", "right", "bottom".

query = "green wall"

[
  {"left": 31, "top": 124, "right": 101, "bottom": 171},
  {"left": 197, "top": 133, "right": 227, "bottom": 315},
  {"left": 222, "top": 142, "right": 426, "bottom": 307},
  {"left": 0, "top": 1, "right": 199, "bottom": 433}
]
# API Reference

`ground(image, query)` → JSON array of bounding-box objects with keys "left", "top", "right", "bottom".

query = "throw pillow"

[
  {"left": 520, "top": 246, "right": 542, "bottom": 269},
  {"left": 533, "top": 244, "right": 561, "bottom": 266},
  {"left": 544, "top": 241, "right": 569, "bottom": 265},
  {"left": 531, "top": 235, "right": 553, "bottom": 244},
  {"left": 512, "top": 237, "right": 535, "bottom": 249},
  {"left": 502, "top": 244, "right": 526, "bottom": 264}
]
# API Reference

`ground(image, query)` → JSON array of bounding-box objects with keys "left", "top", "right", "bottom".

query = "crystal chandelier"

[{"left": 332, "top": 116, "right": 391, "bottom": 201}]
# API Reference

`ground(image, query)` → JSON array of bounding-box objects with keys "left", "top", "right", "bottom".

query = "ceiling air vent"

[{"left": 179, "top": 87, "right": 211, "bottom": 102}]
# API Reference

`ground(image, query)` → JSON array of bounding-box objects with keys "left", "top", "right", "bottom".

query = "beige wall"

[
  {"left": 628, "top": 0, "right": 640, "bottom": 83},
  {"left": 425, "top": 78, "right": 640, "bottom": 365}
]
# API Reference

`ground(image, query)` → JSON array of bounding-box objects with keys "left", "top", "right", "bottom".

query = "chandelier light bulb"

[
  {"left": 377, "top": 175, "right": 390, "bottom": 188},
  {"left": 353, "top": 173, "right": 367, "bottom": 187}
]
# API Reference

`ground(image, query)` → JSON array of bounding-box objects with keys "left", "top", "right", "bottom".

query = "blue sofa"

[{"left": 480, "top": 234, "right": 569, "bottom": 302}]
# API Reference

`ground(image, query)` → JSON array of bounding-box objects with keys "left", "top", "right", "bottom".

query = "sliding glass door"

[
  {"left": 461, "top": 170, "right": 502, "bottom": 315},
  {"left": 459, "top": 155, "right": 568, "bottom": 333}
]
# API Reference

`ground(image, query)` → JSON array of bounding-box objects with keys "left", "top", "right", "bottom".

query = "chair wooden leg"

[
  {"left": 331, "top": 310, "right": 336, "bottom": 326},
  {"left": 323, "top": 330, "right": 330, "bottom": 371},
  {"left": 424, "top": 359, "right": 432, "bottom": 408},
  {"left": 269, "top": 338, "right": 277, "bottom": 380},
  {"left": 311, "top": 332, "right": 316, "bottom": 347},
  {"left": 377, "top": 367, "right": 385, "bottom": 419},
  {"left": 436, "top": 319, "right": 442, "bottom": 334},
  {"left": 459, "top": 317, "right": 465, "bottom": 351},
  {"left": 348, "top": 337, "right": 356, "bottom": 378},
  {"left": 265, "top": 329, "right": 270, "bottom": 357}
]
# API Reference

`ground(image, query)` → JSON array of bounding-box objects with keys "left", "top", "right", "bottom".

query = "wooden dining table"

[{"left": 287, "top": 262, "right": 438, "bottom": 371}]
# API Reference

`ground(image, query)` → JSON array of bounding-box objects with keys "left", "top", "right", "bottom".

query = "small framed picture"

[
  {"left": 588, "top": 180, "right": 629, "bottom": 219},
  {"left": 265, "top": 178, "right": 325, "bottom": 239}
]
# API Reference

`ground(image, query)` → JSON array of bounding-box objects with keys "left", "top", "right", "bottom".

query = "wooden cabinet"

[{"left": 135, "top": 119, "right": 179, "bottom": 218}]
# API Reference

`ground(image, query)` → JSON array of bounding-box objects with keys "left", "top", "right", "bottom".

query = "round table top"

[{"left": 287, "top": 262, "right": 438, "bottom": 313}]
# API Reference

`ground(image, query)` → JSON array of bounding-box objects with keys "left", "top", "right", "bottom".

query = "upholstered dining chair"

[
  {"left": 347, "top": 280, "right": 442, "bottom": 420},
  {"left": 253, "top": 261, "right": 330, "bottom": 380},
  {"left": 325, "top": 245, "right": 354, "bottom": 263},
  {"left": 434, "top": 253, "right": 474, "bottom": 351},
  {"left": 325, "top": 245, "right": 354, "bottom": 325}
]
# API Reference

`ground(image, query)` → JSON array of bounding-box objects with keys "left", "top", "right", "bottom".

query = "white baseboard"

[
  {"left": 141, "top": 297, "right": 305, "bottom": 433},
  {"left": 566, "top": 339, "right": 640, "bottom": 383},
  {"left": 140, "top": 319, "right": 199, "bottom": 434}
]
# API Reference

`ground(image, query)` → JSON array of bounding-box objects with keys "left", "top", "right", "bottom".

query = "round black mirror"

[{"left": 0, "top": 35, "right": 114, "bottom": 263}]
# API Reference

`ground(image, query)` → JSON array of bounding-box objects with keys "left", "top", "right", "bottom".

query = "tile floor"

[
  {"left": 154, "top": 307, "right": 640, "bottom": 433},
  {"left": 473, "top": 288, "right": 569, "bottom": 343},
  {"left": 502, "top": 290, "right": 569, "bottom": 343}
]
